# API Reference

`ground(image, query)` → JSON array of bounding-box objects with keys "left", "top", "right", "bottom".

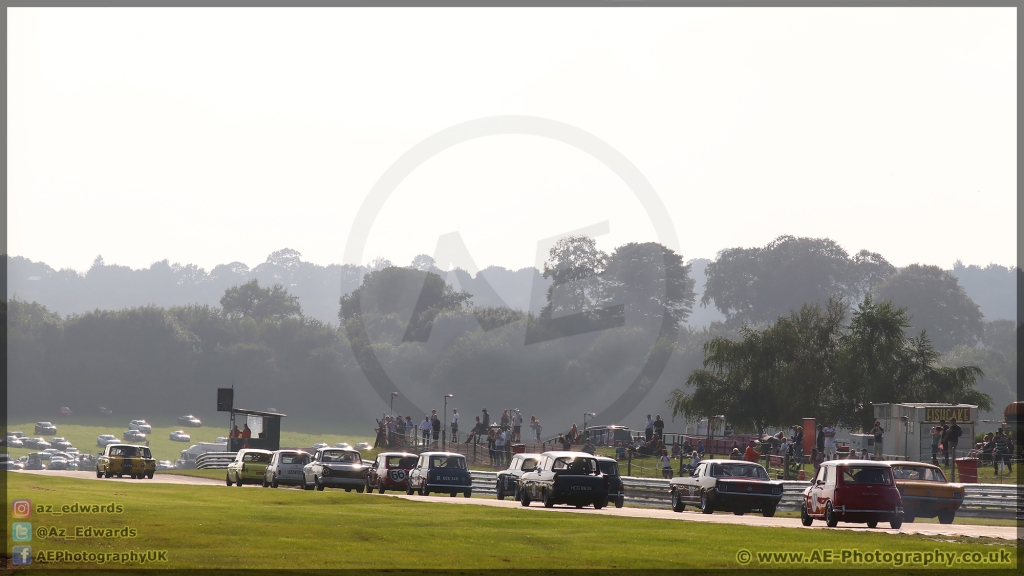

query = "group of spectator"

[
  {"left": 978, "top": 428, "right": 1014, "bottom": 474},
  {"left": 926, "top": 418, "right": 963, "bottom": 467}
]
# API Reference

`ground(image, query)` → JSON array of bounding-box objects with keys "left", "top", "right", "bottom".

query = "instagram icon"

[{"left": 11, "top": 499, "right": 31, "bottom": 518}]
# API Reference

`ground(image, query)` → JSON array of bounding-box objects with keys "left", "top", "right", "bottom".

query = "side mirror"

[{"left": 534, "top": 466, "right": 541, "bottom": 473}]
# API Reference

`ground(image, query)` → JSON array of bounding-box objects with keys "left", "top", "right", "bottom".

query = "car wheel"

[
  {"left": 513, "top": 486, "right": 520, "bottom": 501},
  {"left": 762, "top": 504, "right": 776, "bottom": 518},
  {"left": 315, "top": 476, "right": 325, "bottom": 491},
  {"left": 450, "top": 492, "right": 457, "bottom": 497},
  {"left": 615, "top": 496, "right": 624, "bottom": 509},
  {"left": 890, "top": 517, "right": 903, "bottom": 530},
  {"left": 146, "top": 471, "right": 154, "bottom": 479},
  {"left": 117, "top": 474, "right": 123, "bottom": 478},
  {"left": 543, "top": 489, "right": 554, "bottom": 508},
  {"left": 226, "top": 473, "right": 233, "bottom": 487},
  {"left": 520, "top": 488, "right": 531, "bottom": 507},
  {"left": 420, "top": 483, "right": 428, "bottom": 496},
  {"left": 700, "top": 490, "right": 713, "bottom": 514},
  {"left": 105, "top": 469, "right": 112, "bottom": 479},
  {"left": 496, "top": 481, "right": 505, "bottom": 500},
  {"left": 867, "top": 520, "right": 878, "bottom": 528},
  {"left": 356, "top": 484, "right": 364, "bottom": 494},
  {"left": 937, "top": 511, "right": 955, "bottom": 525},
  {"left": 235, "top": 473, "right": 242, "bottom": 487},
  {"left": 463, "top": 490, "right": 471, "bottom": 498},
  {"left": 262, "top": 477, "right": 269, "bottom": 488},
  {"left": 271, "top": 477, "right": 279, "bottom": 489},
  {"left": 733, "top": 511, "right": 745, "bottom": 516},
  {"left": 671, "top": 491, "right": 685, "bottom": 513},
  {"left": 303, "top": 475, "right": 313, "bottom": 491},
  {"left": 378, "top": 482, "right": 386, "bottom": 495},
  {"left": 825, "top": 502, "right": 838, "bottom": 527},
  {"left": 800, "top": 503, "right": 813, "bottom": 526},
  {"left": 96, "top": 468, "right": 103, "bottom": 479}
]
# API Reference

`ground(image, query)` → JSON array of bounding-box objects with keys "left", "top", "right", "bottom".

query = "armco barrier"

[
  {"left": 468, "top": 471, "right": 1022, "bottom": 519},
  {"left": 196, "top": 452, "right": 237, "bottom": 470}
]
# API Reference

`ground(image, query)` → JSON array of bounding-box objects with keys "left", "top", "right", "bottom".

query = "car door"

[{"left": 686, "top": 464, "right": 703, "bottom": 502}]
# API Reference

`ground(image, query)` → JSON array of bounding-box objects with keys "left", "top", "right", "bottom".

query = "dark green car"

[{"left": 596, "top": 456, "right": 624, "bottom": 508}]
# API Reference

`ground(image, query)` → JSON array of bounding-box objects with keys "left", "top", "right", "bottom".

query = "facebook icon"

[{"left": 12, "top": 545, "right": 32, "bottom": 565}]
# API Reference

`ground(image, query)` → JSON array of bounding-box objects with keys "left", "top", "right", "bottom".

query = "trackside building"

[{"left": 872, "top": 403, "right": 977, "bottom": 461}]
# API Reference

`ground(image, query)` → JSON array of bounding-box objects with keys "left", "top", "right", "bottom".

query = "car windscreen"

[
  {"left": 280, "top": 453, "right": 309, "bottom": 465},
  {"left": 389, "top": 456, "right": 417, "bottom": 468},
  {"left": 841, "top": 466, "right": 892, "bottom": 485},
  {"left": 598, "top": 461, "right": 619, "bottom": 476},
  {"left": 892, "top": 466, "right": 946, "bottom": 482},
  {"left": 520, "top": 457, "right": 539, "bottom": 471},
  {"left": 710, "top": 463, "right": 769, "bottom": 479},
  {"left": 242, "top": 452, "right": 270, "bottom": 463},
  {"left": 430, "top": 456, "right": 466, "bottom": 470},
  {"left": 321, "top": 451, "right": 360, "bottom": 464},
  {"left": 552, "top": 457, "right": 598, "bottom": 475},
  {"left": 109, "top": 446, "right": 141, "bottom": 457}
]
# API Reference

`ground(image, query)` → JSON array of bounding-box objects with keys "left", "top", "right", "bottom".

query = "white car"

[
  {"left": 97, "top": 434, "right": 119, "bottom": 447},
  {"left": 311, "top": 443, "right": 330, "bottom": 451},
  {"left": 40, "top": 448, "right": 60, "bottom": 460},
  {"left": 129, "top": 420, "right": 153, "bottom": 434},
  {"left": 24, "top": 438, "right": 52, "bottom": 450},
  {"left": 123, "top": 430, "right": 147, "bottom": 442},
  {"left": 66, "top": 447, "right": 80, "bottom": 455},
  {"left": 355, "top": 442, "right": 371, "bottom": 451},
  {"left": 169, "top": 430, "right": 191, "bottom": 442},
  {"left": 49, "top": 437, "right": 73, "bottom": 450},
  {"left": 5, "top": 436, "right": 24, "bottom": 448},
  {"left": 2, "top": 454, "right": 19, "bottom": 470},
  {"left": 8, "top": 431, "right": 26, "bottom": 439},
  {"left": 333, "top": 442, "right": 352, "bottom": 450},
  {"left": 215, "top": 436, "right": 229, "bottom": 444},
  {"left": 263, "top": 450, "right": 311, "bottom": 488},
  {"left": 48, "top": 456, "right": 68, "bottom": 470},
  {"left": 156, "top": 460, "right": 176, "bottom": 471}
]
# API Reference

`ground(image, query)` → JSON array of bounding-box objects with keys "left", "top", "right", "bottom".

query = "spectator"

[
  {"left": 696, "top": 441, "right": 705, "bottom": 456},
  {"left": 993, "top": 428, "right": 1012, "bottom": 474},
  {"left": 939, "top": 419, "right": 950, "bottom": 465},
  {"left": 569, "top": 424, "right": 579, "bottom": 444},
  {"left": 653, "top": 415, "right": 665, "bottom": 439},
  {"left": 405, "top": 416, "right": 416, "bottom": 446},
  {"left": 386, "top": 416, "right": 397, "bottom": 447},
  {"left": 481, "top": 408, "right": 490, "bottom": 429},
  {"left": 946, "top": 418, "right": 963, "bottom": 462},
  {"left": 470, "top": 416, "right": 483, "bottom": 444},
  {"left": 396, "top": 415, "right": 406, "bottom": 446},
  {"left": 615, "top": 442, "right": 626, "bottom": 460},
  {"left": 671, "top": 440, "right": 681, "bottom": 458},
  {"left": 690, "top": 450, "right": 701, "bottom": 468},
  {"left": 230, "top": 425, "right": 241, "bottom": 438},
  {"left": 583, "top": 439, "right": 596, "bottom": 455},
  {"left": 729, "top": 448, "right": 742, "bottom": 460},
  {"left": 431, "top": 413, "right": 441, "bottom": 447},
  {"left": 683, "top": 439, "right": 693, "bottom": 455},
  {"left": 823, "top": 423, "right": 837, "bottom": 460},
  {"left": 557, "top": 433, "right": 571, "bottom": 451},
  {"left": 500, "top": 410, "right": 510, "bottom": 428},
  {"left": 495, "top": 428, "right": 507, "bottom": 467},
  {"left": 929, "top": 426, "right": 942, "bottom": 465},
  {"left": 860, "top": 448, "right": 869, "bottom": 460},
  {"left": 534, "top": 419, "right": 542, "bottom": 443},
  {"left": 241, "top": 423, "right": 252, "bottom": 439},
  {"left": 816, "top": 424, "right": 825, "bottom": 456},
  {"left": 450, "top": 409, "right": 459, "bottom": 444},
  {"left": 644, "top": 414, "right": 654, "bottom": 442},
  {"left": 744, "top": 441, "right": 760, "bottom": 463},
  {"left": 487, "top": 429, "right": 497, "bottom": 465},
  {"left": 871, "top": 420, "right": 884, "bottom": 460},
  {"left": 791, "top": 425, "right": 804, "bottom": 464},
  {"left": 420, "top": 415, "right": 431, "bottom": 446},
  {"left": 811, "top": 447, "right": 824, "bottom": 475},
  {"left": 512, "top": 410, "right": 523, "bottom": 442},
  {"left": 661, "top": 450, "right": 672, "bottom": 478}
]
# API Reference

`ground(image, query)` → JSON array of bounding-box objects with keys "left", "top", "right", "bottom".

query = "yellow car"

[
  {"left": 890, "top": 462, "right": 964, "bottom": 524},
  {"left": 96, "top": 443, "right": 156, "bottom": 479}
]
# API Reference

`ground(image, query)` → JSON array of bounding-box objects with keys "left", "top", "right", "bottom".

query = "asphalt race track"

[{"left": 13, "top": 470, "right": 1020, "bottom": 541}]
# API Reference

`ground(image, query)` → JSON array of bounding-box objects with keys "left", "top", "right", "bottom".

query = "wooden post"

[{"left": 627, "top": 450, "right": 632, "bottom": 476}]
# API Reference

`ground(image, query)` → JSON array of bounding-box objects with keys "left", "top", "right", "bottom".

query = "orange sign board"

[{"left": 923, "top": 407, "right": 971, "bottom": 423}]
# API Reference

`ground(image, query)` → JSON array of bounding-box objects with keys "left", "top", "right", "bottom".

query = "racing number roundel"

[{"left": 390, "top": 469, "right": 407, "bottom": 482}]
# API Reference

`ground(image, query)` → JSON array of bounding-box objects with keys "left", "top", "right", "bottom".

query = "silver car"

[
  {"left": 129, "top": 420, "right": 152, "bottom": 434},
  {"left": 302, "top": 449, "right": 367, "bottom": 492},
  {"left": 264, "top": 450, "right": 311, "bottom": 488},
  {"left": 97, "top": 434, "right": 119, "bottom": 447}
]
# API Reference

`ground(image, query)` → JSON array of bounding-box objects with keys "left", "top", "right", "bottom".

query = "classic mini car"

[
  {"left": 96, "top": 443, "right": 156, "bottom": 479},
  {"left": 495, "top": 452, "right": 543, "bottom": 500},
  {"left": 60, "top": 406, "right": 73, "bottom": 416},
  {"left": 35, "top": 422, "right": 57, "bottom": 435},
  {"left": 407, "top": 452, "right": 472, "bottom": 497},
  {"left": 48, "top": 456, "right": 68, "bottom": 470},
  {"left": 366, "top": 452, "right": 418, "bottom": 494},
  {"left": 169, "top": 430, "right": 192, "bottom": 442},
  {"left": 178, "top": 414, "right": 202, "bottom": 427},
  {"left": 49, "top": 437, "right": 73, "bottom": 450},
  {"left": 123, "top": 429, "right": 147, "bottom": 442},
  {"left": 24, "top": 437, "right": 52, "bottom": 450},
  {"left": 596, "top": 455, "right": 625, "bottom": 508},
  {"left": 801, "top": 460, "right": 903, "bottom": 529},
  {"left": 890, "top": 462, "right": 964, "bottom": 524},
  {"left": 670, "top": 460, "right": 783, "bottom": 517},
  {"left": 519, "top": 451, "right": 609, "bottom": 509},
  {"left": 97, "top": 434, "right": 119, "bottom": 447},
  {"left": 129, "top": 420, "right": 153, "bottom": 434},
  {"left": 302, "top": 448, "right": 368, "bottom": 492},
  {"left": 263, "top": 450, "right": 311, "bottom": 488},
  {"left": 226, "top": 449, "right": 273, "bottom": 486}
]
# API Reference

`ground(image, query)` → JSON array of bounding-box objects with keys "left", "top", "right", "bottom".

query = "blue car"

[{"left": 407, "top": 452, "right": 472, "bottom": 498}]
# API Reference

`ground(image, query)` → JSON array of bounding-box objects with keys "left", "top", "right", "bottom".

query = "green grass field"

[{"left": 4, "top": 473, "right": 1017, "bottom": 570}]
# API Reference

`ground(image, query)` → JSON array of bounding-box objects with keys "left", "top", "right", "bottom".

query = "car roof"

[
  {"left": 891, "top": 461, "right": 941, "bottom": 470},
  {"left": 376, "top": 452, "right": 418, "bottom": 457},
  {"left": 419, "top": 451, "right": 465, "bottom": 457},
  {"left": 542, "top": 451, "right": 598, "bottom": 459},
  {"left": 512, "top": 453, "right": 544, "bottom": 459},
  {"left": 106, "top": 443, "right": 148, "bottom": 449},
  {"left": 822, "top": 459, "right": 890, "bottom": 467},
  {"left": 238, "top": 448, "right": 273, "bottom": 454}
]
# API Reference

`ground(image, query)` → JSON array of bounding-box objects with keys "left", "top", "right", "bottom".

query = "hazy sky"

[{"left": 7, "top": 8, "right": 1016, "bottom": 274}]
